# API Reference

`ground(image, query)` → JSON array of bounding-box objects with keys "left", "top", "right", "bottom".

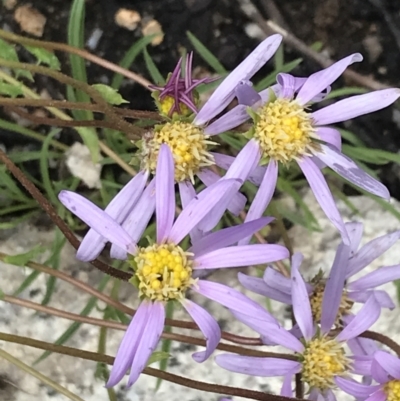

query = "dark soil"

[{"left": 1, "top": 0, "right": 400, "bottom": 198}]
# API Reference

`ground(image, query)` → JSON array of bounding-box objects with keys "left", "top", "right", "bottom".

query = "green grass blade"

[{"left": 143, "top": 47, "right": 165, "bottom": 85}]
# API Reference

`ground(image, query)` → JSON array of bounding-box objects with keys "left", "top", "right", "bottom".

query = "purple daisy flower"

[
  {"left": 207, "top": 55, "right": 400, "bottom": 244},
  {"left": 335, "top": 351, "right": 400, "bottom": 401},
  {"left": 59, "top": 144, "right": 289, "bottom": 387},
  {"left": 216, "top": 252, "right": 381, "bottom": 400},
  {"left": 137, "top": 35, "right": 282, "bottom": 233},
  {"left": 238, "top": 221, "right": 400, "bottom": 322}
]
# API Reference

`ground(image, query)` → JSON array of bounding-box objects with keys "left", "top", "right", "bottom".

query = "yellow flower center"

[
  {"left": 253, "top": 98, "right": 318, "bottom": 163},
  {"left": 300, "top": 337, "right": 350, "bottom": 390},
  {"left": 385, "top": 380, "right": 400, "bottom": 401},
  {"left": 140, "top": 121, "right": 217, "bottom": 183},
  {"left": 132, "top": 243, "right": 196, "bottom": 301},
  {"left": 159, "top": 95, "right": 191, "bottom": 117},
  {"left": 310, "top": 282, "right": 353, "bottom": 327}
]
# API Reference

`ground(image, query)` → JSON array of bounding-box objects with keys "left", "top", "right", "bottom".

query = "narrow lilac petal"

[
  {"left": 324, "top": 389, "right": 337, "bottom": 401},
  {"left": 194, "top": 34, "right": 282, "bottom": 125},
  {"left": 178, "top": 180, "right": 202, "bottom": 243},
  {"left": 263, "top": 267, "right": 293, "bottom": 295},
  {"left": 348, "top": 290, "right": 395, "bottom": 309},
  {"left": 190, "top": 217, "right": 273, "bottom": 257},
  {"left": 312, "top": 88, "right": 400, "bottom": 125},
  {"left": 197, "top": 168, "right": 246, "bottom": 215},
  {"left": 215, "top": 354, "right": 301, "bottom": 377},
  {"left": 193, "top": 280, "right": 274, "bottom": 321},
  {"left": 204, "top": 105, "right": 250, "bottom": 135},
  {"left": 127, "top": 301, "right": 165, "bottom": 386},
  {"left": 298, "top": 157, "right": 350, "bottom": 245},
  {"left": 239, "top": 159, "right": 278, "bottom": 245},
  {"left": 345, "top": 221, "right": 364, "bottom": 256},
  {"left": 231, "top": 310, "right": 304, "bottom": 351},
  {"left": 291, "top": 252, "right": 314, "bottom": 340},
  {"left": 277, "top": 73, "right": 307, "bottom": 99},
  {"left": 156, "top": 144, "right": 175, "bottom": 243},
  {"left": 194, "top": 244, "right": 289, "bottom": 269},
  {"left": 106, "top": 301, "right": 149, "bottom": 387},
  {"left": 346, "top": 329, "right": 379, "bottom": 356},
  {"left": 238, "top": 272, "right": 292, "bottom": 304},
  {"left": 296, "top": 53, "right": 363, "bottom": 105},
  {"left": 308, "top": 388, "right": 323, "bottom": 401},
  {"left": 335, "top": 377, "right": 379, "bottom": 398},
  {"left": 336, "top": 295, "right": 380, "bottom": 342},
  {"left": 352, "top": 355, "right": 373, "bottom": 375},
  {"left": 349, "top": 265, "right": 400, "bottom": 292},
  {"left": 281, "top": 372, "right": 294, "bottom": 397},
  {"left": 235, "top": 81, "right": 262, "bottom": 106},
  {"left": 316, "top": 144, "right": 390, "bottom": 199},
  {"left": 197, "top": 140, "right": 261, "bottom": 233},
  {"left": 168, "top": 179, "right": 240, "bottom": 244},
  {"left": 181, "top": 299, "right": 220, "bottom": 362},
  {"left": 258, "top": 83, "right": 280, "bottom": 103},
  {"left": 58, "top": 190, "right": 136, "bottom": 254},
  {"left": 365, "top": 390, "right": 388, "bottom": 401},
  {"left": 77, "top": 171, "right": 148, "bottom": 261},
  {"left": 317, "top": 127, "right": 342, "bottom": 151},
  {"left": 374, "top": 351, "right": 400, "bottom": 380},
  {"left": 111, "top": 179, "right": 156, "bottom": 259},
  {"left": 320, "top": 243, "right": 351, "bottom": 334},
  {"left": 347, "top": 230, "right": 400, "bottom": 277},
  {"left": 372, "top": 358, "right": 390, "bottom": 383}
]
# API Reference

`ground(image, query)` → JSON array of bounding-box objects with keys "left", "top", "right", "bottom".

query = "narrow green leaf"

[
  {"left": 91, "top": 84, "right": 129, "bottom": 105},
  {"left": 337, "top": 129, "right": 365, "bottom": 147},
  {"left": 0, "top": 38, "right": 18, "bottom": 62},
  {"left": 186, "top": 31, "right": 226, "bottom": 74},
  {"left": 147, "top": 351, "right": 170, "bottom": 366},
  {"left": 143, "top": 47, "right": 165, "bottom": 85},
  {"left": 325, "top": 87, "right": 367, "bottom": 100},
  {"left": 3, "top": 245, "right": 46, "bottom": 267},
  {"left": 0, "top": 81, "right": 24, "bottom": 97},
  {"left": 23, "top": 45, "right": 61, "bottom": 70}
]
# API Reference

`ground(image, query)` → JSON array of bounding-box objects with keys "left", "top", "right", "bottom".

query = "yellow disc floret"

[
  {"left": 310, "top": 282, "right": 353, "bottom": 327},
  {"left": 159, "top": 95, "right": 191, "bottom": 118},
  {"left": 253, "top": 98, "right": 319, "bottom": 163},
  {"left": 385, "top": 380, "right": 400, "bottom": 401},
  {"left": 300, "top": 336, "right": 351, "bottom": 390},
  {"left": 140, "top": 121, "right": 217, "bottom": 183},
  {"left": 133, "top": 243, "right": 196, "bottom": 301}
]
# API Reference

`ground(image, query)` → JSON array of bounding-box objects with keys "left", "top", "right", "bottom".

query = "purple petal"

[
  {"left": 197, "top": 140, "right": 261, "bottom": 233},
  {"left": 324, "top": 389, "right": 337, "bottom": 401},
  {"left": 291, "top": 252, "right": 314, "bottom": 340},
  {"left": 127, "top": 301, "right": 165, "bottom": 386},
  {"left": 194, "top": 244, "right": 289, "bottom": 269},
  {"left": 308, "top": 388, "right": 323, "bottom": 401},
  {"left": 190, "top": 217, "right": 273, "bottom": 257},
  {"left": 316, "top": 144, "right": 390, "bottom": 199},
  {"left": 296, "top": 53, "right": 363, "bottom": 105},
  {"left": 111, "top": 179, "right": 156, "bottom": 259},
  {"left": 77, "top": 171, "right": 148, "bottom": 261},
  {"left": 312, "top": 88, "right": 400, "bottom": 125},
  {"left": 317, "top": 127, "right": 342, "bottom": 151},
  {"left": 298, "top": 157, "right": 350, "bottom": 245},
  {"left": 372, "top": 357, "right": 390, "bottom": 383},
  {"left": 348, "top": 290, "right": 395, "bottom": 309},
  {"left": 347, "top": 230, "right": 400, "bottom": 277},
  {"left": 320, "top": 243, "right": 351, "bottom": 334},
  {"left": 194, "top": 34, "right": 282, "bottom": 126},
  {"left": 365, "top": 390, "right": 388, "bottom": 401},
  {"left": 58, "top": 190, "right": 136, "bottom": 255},
  {"left": 106, "top": 300, "right": 149, "bottom": 387},
  {"left": 349, "top": 264, "right": 400, "bottom": 292},
  {"left": 336, "top": 295, "right": 380, "bottom": 342},
  {"left": 345, "top": 221, "right": 364, "bottom": 256},
  {"left": 215, "top": 354, "right": 301, "bottom": 377},
  {"left": 238, "top": 272, "right": 292, "bottom": 304},
  {"left": 193, "top": 280, "right": 274, "bottom": 321},
  {"left": 374, "top": 351, "right": 400, "bottom": 380},
  {"left": 235, "top": 80, "right": 262, "bottom": 106},
  {"left": 231, "top": 310, "right": 304, "bottom": 351},
  {"left": 204, "top": 105, "right": 250, "bottom": 135},
  {"left": 168, "top": 179, "right": 240, "bottom": 244},
  {"left": 277, "top": 73, "right": 306, "bottom": 99},
  {"left": 346, "top": 330, "right": 379, "bottom": 356},
  {"left": 281, "top": 371, "right": 295, "bottom": 397},
  {"left": 197, "top": 168, "right": 246, "bottom": 215},
  {"left": 156, "top": 144, "right": 175, "bottom": 243},
  {"left": 352, "top": 355, "right": 373, "bottom": 375},
  {"left": 263, "top": 267, "right": 293, "bottom": 295},
  {"left": 238, "top": 159, "right": 278, "bottom": 245},
  {"left": 181, "top": 299, "right": 220, "bottom": 362},
  {"left": 335, "top": 377, "right": 380, "bottom": 398}
]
